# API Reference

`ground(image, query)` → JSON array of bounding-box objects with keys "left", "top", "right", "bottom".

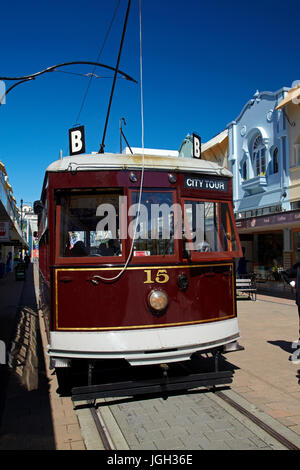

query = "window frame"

[
  {"left": 252, "top": 134, "right": 266, "bottom": 176},
  {"left": 129, "top": 188, "right": 180, "bottom": 264},
  {"left": 181, "top": 197, "right": 242, "bottom": 261},
  {"left": 54, "top": 189, "right": 127, "bottom": 265}
]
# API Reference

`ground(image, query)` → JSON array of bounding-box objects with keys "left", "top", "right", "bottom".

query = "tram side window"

[
  {"left": 131, "top": 191, "right": 175, "bottom": 256},
  {"left": 39, "top": 229, "right": 49, "bottom": 281},
  {"left": 184, "top": 201, "right": 217, "bottom": 252},
  {"left": 58, "top": 192, "right": 122, "bottom": 257},
  {"left": 183, "top": 200, "right": 237, "bottom": 253},
  {"left": 219, "top": 203, "right": 238, "bottom": 252}
]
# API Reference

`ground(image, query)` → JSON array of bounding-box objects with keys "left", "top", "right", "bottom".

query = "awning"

[
  {"left": 276, "top": 84, "right": 300, "bottom": 110},
  {"left": 201, "top": 129, "right": 228, "bottom": 153}
]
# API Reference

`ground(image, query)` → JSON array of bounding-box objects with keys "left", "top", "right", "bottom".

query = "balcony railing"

[{"left": 242, "top": 175, "right": 267, "bottom": 193}]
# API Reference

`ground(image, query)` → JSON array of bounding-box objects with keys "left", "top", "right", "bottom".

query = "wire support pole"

[
  {"left": 119, "top": 118, "right": 133, "bottom": 154},
  {"left": 99, "top": 0, "right": 131, "bottom": 154}
]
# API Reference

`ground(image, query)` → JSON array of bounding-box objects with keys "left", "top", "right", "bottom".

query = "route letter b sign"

[
  {"left": 69, "top": 126, "right": 86, "bottom": 156},
  {"left": 193, "top": 133, "right": 201, "bottom": 159}
]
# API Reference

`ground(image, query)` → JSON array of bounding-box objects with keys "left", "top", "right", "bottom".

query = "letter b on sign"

[
  {"left": 193, "top": 133, "right": 201, "bottom": 159},
  {"left": 69, "top": 126, "right": 86, "bottom": 156}
]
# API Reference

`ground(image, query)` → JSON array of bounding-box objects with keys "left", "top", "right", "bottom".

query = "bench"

[{"left": 236, "top": 276, "right": 257, "bottom": 301}]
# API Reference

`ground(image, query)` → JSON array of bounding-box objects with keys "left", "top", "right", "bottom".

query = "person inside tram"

[
  {"left": 98, "top": 239, "right": 120, "bottom": 256},
  {"left": 70, "top": 241, "right": 88, "bottom": 256}
]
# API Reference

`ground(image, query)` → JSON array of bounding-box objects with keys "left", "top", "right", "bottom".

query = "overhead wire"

[
  {"left": 95, "top": 0, "right": 145, "bottom": 282},
  {"left": 53, "top": 69, "right": 125, "bottom": 80},
  {"left": 74, "top": 0, "right": 121, "bottom": 126}
]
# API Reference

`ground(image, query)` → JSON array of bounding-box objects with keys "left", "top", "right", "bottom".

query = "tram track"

[
  {"left": 86, "top": 387, "right": 300, "bottom": 451},
  {"left": 90, "top": 405, "right": 115, "bottom": 450},
  {"left": 214, "top": 390, "right": 300, "bottom": 451}
]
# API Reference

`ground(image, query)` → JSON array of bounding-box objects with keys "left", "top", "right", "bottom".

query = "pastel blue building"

[{"left": 227, "top": 88, "right": 295, "bottom": 278}]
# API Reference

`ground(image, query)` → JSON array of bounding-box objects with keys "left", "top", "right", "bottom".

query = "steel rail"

[
  {"left": 88, "top": 387, "right": 300, "bottom": 450},
  {"left": 90, "top": 406, "right": 114, "bottom": 450},
  {"left": 215, "top": 390, "right": 300, "bottom": 450}
]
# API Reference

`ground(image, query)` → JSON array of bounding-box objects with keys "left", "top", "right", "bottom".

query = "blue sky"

[{"left": 0, "top": 0, "right": 299, "bottom": 206}]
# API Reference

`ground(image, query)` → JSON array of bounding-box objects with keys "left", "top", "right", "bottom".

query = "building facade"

[
  {"left": 21, "top": 204, "right": 38, "bottom": 261},
  {"left": 227, "top": 86, "right": 300, "bottom": 278},
  {"left": 0, "top": 161, "right": 28, "bottom": 276},
  {"left": 276, "top": 83, "right": 300, "bottom": 264}
]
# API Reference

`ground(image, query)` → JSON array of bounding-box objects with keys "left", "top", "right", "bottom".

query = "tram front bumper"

[{"left": 48, "top": 318, "right": 241, "bottom": 367}]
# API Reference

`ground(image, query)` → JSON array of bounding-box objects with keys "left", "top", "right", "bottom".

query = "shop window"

[{"left": 256, "top": 233, "right": 283, "bottom": 276}]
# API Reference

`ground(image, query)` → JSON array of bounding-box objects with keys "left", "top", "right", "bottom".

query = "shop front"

[
  {"left": 293, "top": 229, "right": 300, "bottom": 264},
  {"left": 236, "top": 209, "right": 300, "bottom": 282}
]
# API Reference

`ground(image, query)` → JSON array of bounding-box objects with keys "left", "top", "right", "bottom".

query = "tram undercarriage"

[{"left": 52, "top": 339, "right": 243, "bottom": 402}]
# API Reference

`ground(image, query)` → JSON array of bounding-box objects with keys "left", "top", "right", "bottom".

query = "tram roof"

[{"left": 46, "top": 152, "right": 232, "bottom": 177}]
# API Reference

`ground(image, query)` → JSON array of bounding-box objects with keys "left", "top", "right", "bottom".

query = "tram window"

[
  {"left": 219, "top": 203, "right": 238, "bottom": 252},
  {"left": 131, "top": 191, "right": 175, "bottom": 256},
  {"left": 58, "top": 192, "right": 122, "bottom": 257},
  {"left": 183, "top": 200, "right": 237, "bottom": 254}
]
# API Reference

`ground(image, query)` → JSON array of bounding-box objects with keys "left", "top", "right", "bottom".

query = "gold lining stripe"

[
  {"left": 54, "top": 263, "right": 236, "bottom": 330},
  {"left": 55, "top": 315, "right": 236, "bottom": 331},
  {"left": 55, "top": 262, "right": 232, "bottom": 271}
]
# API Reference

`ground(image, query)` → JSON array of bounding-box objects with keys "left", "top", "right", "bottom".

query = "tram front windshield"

[
  {"left": 57, "top": 190, "right": 239, "bottom": 259},
  {"left": 59, "top": 192, "right": 123, "bottom": 257}
]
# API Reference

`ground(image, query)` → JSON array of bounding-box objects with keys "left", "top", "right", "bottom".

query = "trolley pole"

[{"left": 99, "top": 0, "right": 131, "bottom": 154}]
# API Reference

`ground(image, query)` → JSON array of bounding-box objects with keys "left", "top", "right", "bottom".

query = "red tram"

[{"left": 35, "top": 151, "right": 243, "bottom": 394}]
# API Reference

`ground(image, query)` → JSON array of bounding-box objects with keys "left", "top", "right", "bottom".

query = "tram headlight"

[{"left": 148, "top": 290, "right": 168, "bottom": 311}]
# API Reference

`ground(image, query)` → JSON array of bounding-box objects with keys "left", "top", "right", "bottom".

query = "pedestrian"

[
  {"left": 282, "top": 259, "right": 300, "bottom": 364},
  {"left": 6, "top": 251, "right": 12, "bottom": 273},
  {"left": 24, "top": 252, "right": 30, "bottom": 269},
  {"left": 237, "top": 246, "right": 247, "bottom": 277}
]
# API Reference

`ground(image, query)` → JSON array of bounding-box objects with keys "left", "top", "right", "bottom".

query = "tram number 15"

[{"left": 144, "top": 269, "right": 169, "bottom": 284}]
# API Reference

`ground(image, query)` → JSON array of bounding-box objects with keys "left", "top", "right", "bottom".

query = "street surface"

[{"left": 0, "top": 265, "right": 300, "bottom": 451}]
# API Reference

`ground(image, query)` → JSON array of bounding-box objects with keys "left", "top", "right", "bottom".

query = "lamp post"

[{"left": 20, "top": 199, "right": 23, "bottom": 237}]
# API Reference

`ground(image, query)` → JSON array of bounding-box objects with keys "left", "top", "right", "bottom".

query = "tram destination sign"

[
  {"left": 184, "top": 175, "right": 228, "bottom": 192},
  {"left": 69, "top": 125, "right": 86, "bottom": 156}
]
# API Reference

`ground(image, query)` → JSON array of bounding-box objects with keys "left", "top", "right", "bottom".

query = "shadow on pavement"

[
  {"left": 267, "top": 340, "right": 295, "bottom": 354},
  {"left": 257, "top": 285, "right": 296, "bottom": 301},
  {"left": 0, "top": 264, "right": 55, "bottom": 450}
]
